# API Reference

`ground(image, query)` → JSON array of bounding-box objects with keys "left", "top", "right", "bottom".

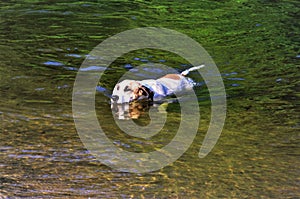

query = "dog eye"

[
  {"left": 124, "top": 86, "right": 132, "bottom": 92},
  {"left": 117, "top": 85, "right": 120, "bottom": 90}
]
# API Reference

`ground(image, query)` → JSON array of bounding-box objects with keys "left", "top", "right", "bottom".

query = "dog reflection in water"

[{"left": 111, "top": 100, "right": 168, "bottom": 120}]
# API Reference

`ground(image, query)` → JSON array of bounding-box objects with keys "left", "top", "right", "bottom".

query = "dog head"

[{"left": 111, "top": 80, "right": 153, "bottom": 104}]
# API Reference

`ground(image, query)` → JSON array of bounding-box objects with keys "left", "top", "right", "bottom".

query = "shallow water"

[{"left": 1, "top": 0, "right": 299, "bottom": 198}]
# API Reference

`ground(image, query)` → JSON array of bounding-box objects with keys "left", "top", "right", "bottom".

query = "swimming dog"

[{"left": 111, "top": 65, "right": 204, "bottom": 104}]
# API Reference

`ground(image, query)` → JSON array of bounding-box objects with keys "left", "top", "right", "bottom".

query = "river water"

[{"left": 0, "top": 0, "right": 299, "bottom": 198}]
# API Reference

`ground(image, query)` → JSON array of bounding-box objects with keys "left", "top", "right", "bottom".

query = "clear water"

[{"left": 0, "top": 0, "right": 299, "bottom": 198}]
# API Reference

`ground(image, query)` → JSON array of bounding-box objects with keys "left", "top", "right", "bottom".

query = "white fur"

[{"left": 111, "top": 65, "right": 204, "bottom": 104}]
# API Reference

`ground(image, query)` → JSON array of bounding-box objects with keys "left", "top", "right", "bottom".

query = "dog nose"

[{"left": 111, "top": 95, "right": 119, "bottom": 102}]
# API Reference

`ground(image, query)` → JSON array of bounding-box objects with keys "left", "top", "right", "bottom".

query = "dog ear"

[
  {"left": 138, "top": 89, "right": 144, "bottom": 96},
  {"left": 139, "top": 86, "right": 154, "bottom": 101},
  {"left": 137, "top": 87, "right": 147, "bottom": 97}
]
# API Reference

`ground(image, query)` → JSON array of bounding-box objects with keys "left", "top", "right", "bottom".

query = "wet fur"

[{"left": 111, "top": 65, "right": 205, "bottom": 104}]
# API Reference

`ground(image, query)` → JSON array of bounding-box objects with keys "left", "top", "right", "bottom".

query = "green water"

[{"left": 1, "top": 0, "right": 299, "bottom": 198}]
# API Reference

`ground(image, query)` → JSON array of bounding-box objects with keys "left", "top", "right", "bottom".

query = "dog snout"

[{"left": 111, "top": 95, "right": 119, "bottom": 102}]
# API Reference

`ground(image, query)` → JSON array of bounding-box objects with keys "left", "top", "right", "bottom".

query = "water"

[{"left": 1, "top": 0, "right": 299, "bottom": 198}]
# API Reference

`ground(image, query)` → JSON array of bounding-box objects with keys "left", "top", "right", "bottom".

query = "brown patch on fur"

[
  {"left": 129, "top": 81, "right": 140, "bottom": 90},
  {"left": 162, "top": 74, "right": 181, "bottom": 80}
]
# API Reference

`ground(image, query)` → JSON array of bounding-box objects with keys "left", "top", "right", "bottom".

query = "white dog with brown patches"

[{"left": 111, "top": 65, "right": 205, "bottom": 104}]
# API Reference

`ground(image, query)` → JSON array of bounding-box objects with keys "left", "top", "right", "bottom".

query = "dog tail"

[{"left": 181, "top": 64, "right": 205, "bottom": 76}]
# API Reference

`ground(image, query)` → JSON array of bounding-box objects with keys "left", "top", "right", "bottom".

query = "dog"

[{"left": 111, "top": 65, "right": 204, "bottom": 104}]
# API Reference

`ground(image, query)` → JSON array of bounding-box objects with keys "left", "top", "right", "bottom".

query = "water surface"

[{"left": 0, "top": 0, "right": 299, "bottom": 198}]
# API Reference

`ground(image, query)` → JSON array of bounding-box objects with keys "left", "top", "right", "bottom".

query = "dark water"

[{"left": 1, "top": 0, "right": 299, "bottom": 198}]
